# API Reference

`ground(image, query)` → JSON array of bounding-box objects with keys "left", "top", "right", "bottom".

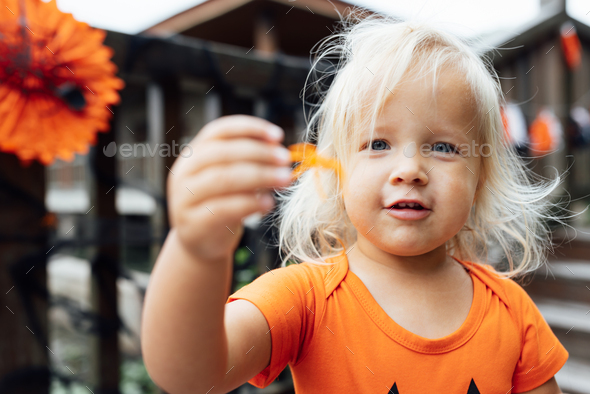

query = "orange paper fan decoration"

[
  {"left": 288, "top": 142, "right": 344, "bottom": 199},
  {"left": 0, "top": 0, "right": 124, "bottom": 166}
]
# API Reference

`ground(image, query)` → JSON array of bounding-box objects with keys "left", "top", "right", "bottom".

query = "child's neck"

[{"left": 347, "top": 237, "right": 455, "bottom": 280}]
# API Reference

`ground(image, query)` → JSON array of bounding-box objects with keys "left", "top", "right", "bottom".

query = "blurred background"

[{"left": 1, "top": 0, "right": 590, "bottom": 392}]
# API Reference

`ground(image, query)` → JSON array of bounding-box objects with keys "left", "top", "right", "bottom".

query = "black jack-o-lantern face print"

[{"left": 387, "top": 379, "right": 480, "bottom": 393}]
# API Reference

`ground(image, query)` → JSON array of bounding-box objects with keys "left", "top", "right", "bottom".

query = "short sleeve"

[
  {"left": 510, "top": 281, "right": 569, "bottom": 393},
  {"left": 225, "top": 263, "right": 325, "bottom": 388}
]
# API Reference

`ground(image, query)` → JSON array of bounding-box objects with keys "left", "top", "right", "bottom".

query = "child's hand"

[{"left": 167, "top": 115, "right": 293, "bottom": 263}]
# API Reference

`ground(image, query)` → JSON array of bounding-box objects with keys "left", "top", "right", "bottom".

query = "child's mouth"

[{"left": 390, "top": 203, "right": 425, "bottom": 210}]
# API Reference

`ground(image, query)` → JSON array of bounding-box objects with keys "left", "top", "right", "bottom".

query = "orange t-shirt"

[{"left": 226, "top": 253, "right": 568, "bottom": 393}]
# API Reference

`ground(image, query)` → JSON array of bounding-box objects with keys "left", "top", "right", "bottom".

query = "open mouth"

[{"left": 389, "top": 203, "right": 425, "bottom": 210}]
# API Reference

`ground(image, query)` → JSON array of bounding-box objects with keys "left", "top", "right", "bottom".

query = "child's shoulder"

[
  {"left": 235, "top": 253, "right": 348, "bottom": 300},
  {"left": 461, "top": 259, "right": 537, "bottom": 312}
]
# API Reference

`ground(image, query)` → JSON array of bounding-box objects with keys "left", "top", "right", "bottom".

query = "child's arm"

[
  {"left": 517, "top": 376, "right": 563, "bottom": 394},
  {"left": 141, "top": 115, "right": 292, "bottom": 394}
]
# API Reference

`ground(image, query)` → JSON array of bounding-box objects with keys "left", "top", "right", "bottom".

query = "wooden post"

[
  {"left": 0, "top": 152, "right": 50, "bottom": 393},
  {"left": 88, "top": 115, "right": 121, "bottom": 394}
]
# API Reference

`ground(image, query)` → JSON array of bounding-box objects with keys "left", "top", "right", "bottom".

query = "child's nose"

[{"left": 387, "top": 150, "right": 429, "bottom": 186}]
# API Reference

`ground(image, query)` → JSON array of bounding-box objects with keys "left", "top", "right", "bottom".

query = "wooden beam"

[
  {"left": 0, "top": 152, "right": 49, "bottom": 393},
  {"left": 88, "top": 116, "right": 121, "bottom": 394}
]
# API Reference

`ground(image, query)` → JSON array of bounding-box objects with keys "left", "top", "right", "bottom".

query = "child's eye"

[
  {"left": 432, "top": 142, "right": 459, "bottom": 154},
  {"left": 362, "top": 139, "right": 390, "bottom": 151}
]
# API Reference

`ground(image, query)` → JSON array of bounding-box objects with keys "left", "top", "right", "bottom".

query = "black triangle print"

[
  {"left": 386, "top": 379, "right": 480, "bottom": 393},
  {"left": 467, "top": 379, "right": 481, "bottom": 394}
]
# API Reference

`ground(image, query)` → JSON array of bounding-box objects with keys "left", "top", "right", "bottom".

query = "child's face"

[{"left": 342, "top": 67, "right": 482, "bottom": 257}]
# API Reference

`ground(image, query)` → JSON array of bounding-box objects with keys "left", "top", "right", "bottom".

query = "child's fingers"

[
  {"left": 183, "top": 138, "right": 292, "bottom": 176},
  {"left": 182, "top": 162, "right": 293, "bottom": 205},
  {"left": 195, "top": 115, "right": 284, "bottom": 144},
  {"left": 188, "top": 191, "right": 275, "bottom": 230}
]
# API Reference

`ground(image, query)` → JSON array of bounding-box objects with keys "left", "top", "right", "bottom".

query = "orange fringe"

[{"left": 287, "top": 142, "right": 344, "bottom": 199}]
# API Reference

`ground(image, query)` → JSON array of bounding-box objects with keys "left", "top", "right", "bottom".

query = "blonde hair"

[{"left": 267, "top": 8, "right": 581, "bottom": 279}]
